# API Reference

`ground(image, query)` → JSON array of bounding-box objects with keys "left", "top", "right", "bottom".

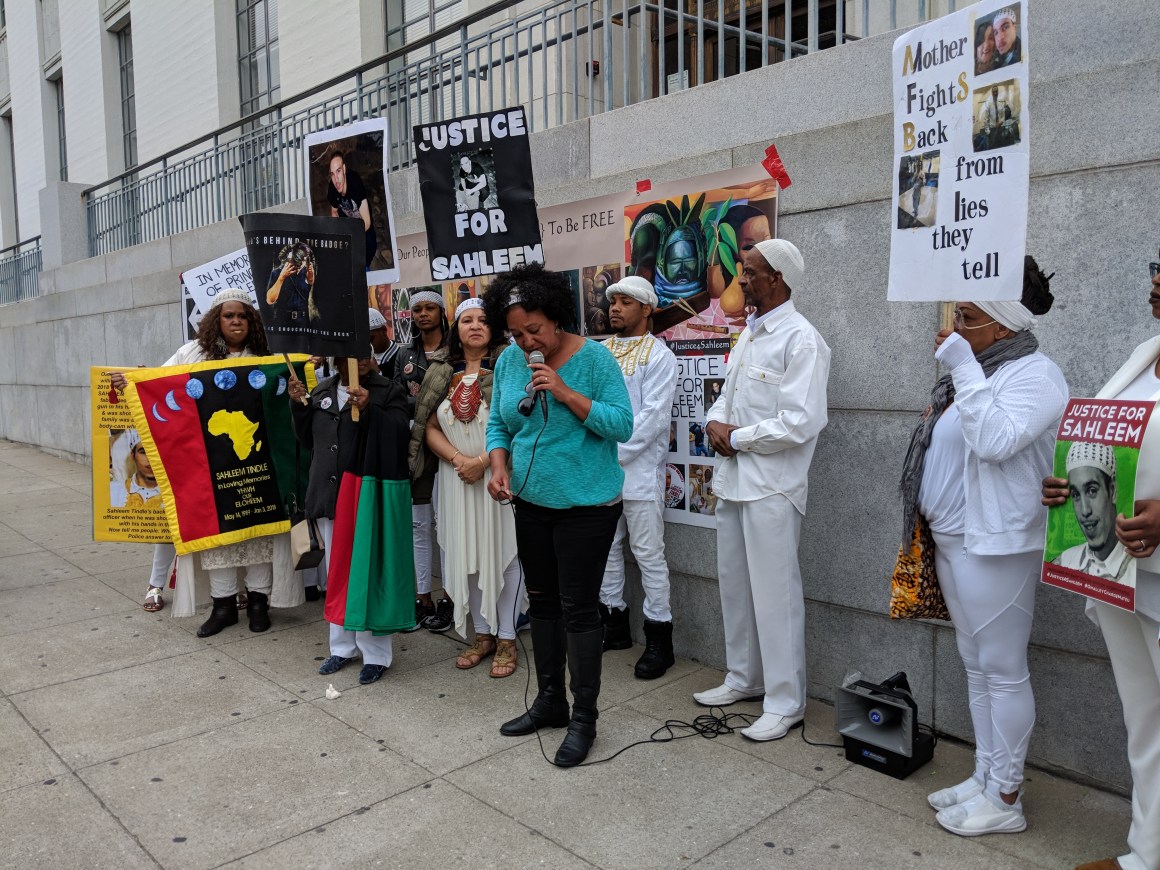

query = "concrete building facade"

[{"left": 0, "top": 0, "right": 1158, "bottom": 795}]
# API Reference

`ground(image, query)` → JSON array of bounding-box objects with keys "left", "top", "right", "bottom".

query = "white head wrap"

[
  {"left": 368, "top": 307, "right": 388, "bottom": 330},
  {"left": 409, "top": 290, "right": 446, "bottom": 310},
  {"left": 126, "top": 428, "right": 141, "bottom": 451},
  {"left": 506, "top": 289, "right": 524, "bottom": 309},
  {"left": 973, "top": 300, "right": 1037, "bottom": 332},
  {"left": 454, "top": 297, "right": 485, "bottom": 321},
  {"left": 993, "top": 7, "right": 1017, "bottom": 27},
  {"left": 605, "top": 275, "right": 658, "bottom": 308},
  {"left": 1066, "top": 441, "right": 1116, "bottom": 478},
  {"left": 210, "top": 288, "right": 256, "bottom": 309},
  {"left": 752, "top": 239, "right": 805, "bottom": 291}
]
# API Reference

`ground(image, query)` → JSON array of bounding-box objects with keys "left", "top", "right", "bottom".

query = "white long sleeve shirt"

[
  {"left": 935, "top": 332, "right": 1069, "bottom": 555},
  {"left": 605, "top": 333, "right": 678, "bottom": 501},
  {"left": 706, "top": 300, "right": 830, "bottom": 512}
]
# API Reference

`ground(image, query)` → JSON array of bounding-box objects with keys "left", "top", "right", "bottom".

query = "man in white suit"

[{"left": 694, "top": 239, "right": 831, "bottom": 741}]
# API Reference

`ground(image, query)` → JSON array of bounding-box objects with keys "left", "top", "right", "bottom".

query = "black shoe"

[
  {"left": 197, "top": 596, "right": 238, "bottom": 638},
  {"left": 554, "top": 628, "right": 604, "bottom": 767},
  {"left": 247, "top": 591, "right": 271, "bottom": 633},
  {"left": 500, "top": 617, "right": 570, "bottom": 736},
  {"left": 318, "top": 654, "right": 357, "bottom": 675},
  {"left": 634, "top": 619, "right": 675, "bottom": 680},
  {"left": 599, "top": 603, "right": 632, "bottom": 651},
  {"left": 359, "top": 664, "right": 388, "bottom": 684},
  {"left": 424, "top": 597, "right": 453, "bottom": 633},
  {"left": 402, "top": 598, "right": 433, "bottom": 633},
  {"left": 304, "top": 585, "right": 321, "bottom": 602}
]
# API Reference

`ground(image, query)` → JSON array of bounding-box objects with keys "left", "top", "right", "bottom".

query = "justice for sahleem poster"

[
  {"left": 413, "top": 107, "right": 543, "bottom": 281},
  {"left": 1042, "top": 398, "right": 1155, "bottom": 612},
  {"left": 91, "top": 367, "right": 170, "bottom": 544},
  {"left": 240, "top": 213, "right": 370, "bottom": 358},
  {"left": 124, "top": 356, "right": 315, "bottom": 555}
]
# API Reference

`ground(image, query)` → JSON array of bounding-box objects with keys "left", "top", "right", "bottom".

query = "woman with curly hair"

[
  {"left": 111, "top": 290, "right": 297, "bottom": 634},
  {"left": 409, "top": 297, "right": 522, "bottom": 677},
  {"left": 482, "top": 263, "right": 633, "bottom": 766}
]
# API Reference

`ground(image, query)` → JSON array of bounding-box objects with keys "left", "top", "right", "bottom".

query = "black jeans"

[{"left": 513, "top": 498, "right": 623, "bottom": 633}]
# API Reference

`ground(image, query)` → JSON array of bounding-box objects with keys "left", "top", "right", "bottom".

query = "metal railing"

[
  {"left": 0, "top": 237, "right": 42, "bottom": 305},
  {"left": 84, "top": 0, "right": 939, "bottom": 258}
]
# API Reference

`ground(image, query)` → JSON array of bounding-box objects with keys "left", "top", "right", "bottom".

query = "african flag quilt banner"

[{"left": 124, "top": 356, "right": 316, "bottom": 555}]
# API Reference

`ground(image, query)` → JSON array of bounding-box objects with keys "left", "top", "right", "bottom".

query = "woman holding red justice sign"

[
  {"left": 900, "top": 258, "right": 1068, "bottom": 837},
  {"left": 1043, "top": 252, "right": 1160, "bottom": 870}
]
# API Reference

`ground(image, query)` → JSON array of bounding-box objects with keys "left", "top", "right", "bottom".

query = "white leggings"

[
  {"left": 468, "top": 558, "right": 523, "bottom": 640},
  {"left": 208, "top": 563, "right": 271, "bottom": 598},
  {"left": 148, "top": 543, "right": 176, "bottom": 588},
  {"left": 315, "top": 517, "right": 394, "bottom": 668},
  {"left": 932, "top": 531, "right": 1040, "bottom": 798}
]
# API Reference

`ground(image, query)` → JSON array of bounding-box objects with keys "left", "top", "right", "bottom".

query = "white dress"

[{"left": 434, "top": 374, "right": 518, "bottom": 637}]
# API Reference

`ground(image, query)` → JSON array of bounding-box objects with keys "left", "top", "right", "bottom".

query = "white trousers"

[
  {"left": 208, "top": 563, "right": 272, "bottom": 598},
  {"left": 469, "top": 558, "right": 523, "bottom": 640},
  {"left": 932, "top": 531, "right": 1039, "bottom": 798},
  {"left": 600, "top": 498, "right": 672, "bottom": 622},
  {"left": 716, "top": 494, "right": 806, "bottom": 717},
  {"left": 1094, "top": 603, "right": 1160, "bottom": 870},
  {"left": 148, "top": 543, "right": 176, "bottom": 588},
  {"left": 314, "top": 517, "right": 394, "bottom": 667}
]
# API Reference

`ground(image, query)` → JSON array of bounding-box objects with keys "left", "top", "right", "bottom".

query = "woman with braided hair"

[{"left": 901, "top": 257, "right": 1068, "bottom": 836}]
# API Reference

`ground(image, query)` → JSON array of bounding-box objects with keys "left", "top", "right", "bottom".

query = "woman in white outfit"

[
  {"left": 112, "top": 289, "right": 300, "bottom": 636},
  {"left": 409, "top": 297, "right": 522, "bottom": 677},
  {"left": 1044, "top": 252, "right": 1160, "bottom": 870},
  {"left": 900, "top": 259, "right": 1068, "bottom": 836}
]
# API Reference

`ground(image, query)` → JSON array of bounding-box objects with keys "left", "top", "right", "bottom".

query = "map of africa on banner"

[{"left": 124, "top": 356, "right": 316, "bottom": 555}]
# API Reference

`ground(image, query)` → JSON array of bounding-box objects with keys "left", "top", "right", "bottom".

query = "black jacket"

[{"left": 291, "top": 372, "right": 409, "bottom": 520}]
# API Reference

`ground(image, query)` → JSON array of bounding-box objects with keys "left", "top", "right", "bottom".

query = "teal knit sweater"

[{"left": 486, "top": 340, "right": 633, "bottom": 508}]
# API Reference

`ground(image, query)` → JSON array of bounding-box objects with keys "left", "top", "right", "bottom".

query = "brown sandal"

[
  {"left": 455, "top": 633, "right": 497, "bottom": 669},
  {"left": 489, "top": 639, "right": 518, "bottom": 678},
  {"left": 143, "top": 586, "right": 164, "bottom": 612}
]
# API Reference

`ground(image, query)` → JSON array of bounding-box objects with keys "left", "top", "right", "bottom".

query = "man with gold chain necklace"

[{"left": 598, "top": 276, "right": 680, "bottom": 678}]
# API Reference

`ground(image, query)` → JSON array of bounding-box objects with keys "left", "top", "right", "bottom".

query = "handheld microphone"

[{"left": 528, "top": 351, "right": 549, "bottom": 421}]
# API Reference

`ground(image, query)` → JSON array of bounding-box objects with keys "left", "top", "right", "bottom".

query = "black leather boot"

[
  {"left": 499, "top": 617, "right": 570, "bottom": 736},
  {"left": 247, "top": 591, "right": 271, "bottom": 633},
  {"left": 634, "top": 619, "right": 675, "bottom": 679},
  {"left": 197, "top": 596, "right": 238, "bottom": 638},
  {"left": 600, "top": 603, "right": 632, "bottom": 652},
  {"left": 554, "top": 628, "right": 604, "bottom": 767}
]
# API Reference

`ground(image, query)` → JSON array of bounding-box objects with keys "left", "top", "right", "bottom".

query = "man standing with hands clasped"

[
  {"left": 599, "top": 276, "right": 679, "bottom": 678},
  {"left": 694, "top": 239, "right": 831, "bottom": 741}
]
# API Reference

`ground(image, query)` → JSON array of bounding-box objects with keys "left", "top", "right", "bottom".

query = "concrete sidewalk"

[{"left": 0, "top": 439, "right": 1132, "bottom": 869}]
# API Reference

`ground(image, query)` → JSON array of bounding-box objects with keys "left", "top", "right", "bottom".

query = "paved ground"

[{"left": 0, "top": 439, "right": 1133, "bottom": 869}]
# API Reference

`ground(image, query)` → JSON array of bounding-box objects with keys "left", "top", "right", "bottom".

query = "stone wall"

[{"left": 2, "top": 0, "right": 1158, "bottom": 792}]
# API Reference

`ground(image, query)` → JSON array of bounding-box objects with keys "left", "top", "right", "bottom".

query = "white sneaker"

[
  {"left": 927, "top": 776, "right": 984, "bottom": 810},
  {"left": 936, "top": 792, "right": 1026, "bottom": 837},
  {"left": 740, "top": 712, "right": 804, "bottom": 742},
  {"left": 692, "top": 684, "right": 762, "bottom": 707}
]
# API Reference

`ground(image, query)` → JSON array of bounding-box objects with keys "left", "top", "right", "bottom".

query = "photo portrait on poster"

[
  {"left": 91, "top": 368, "right": 170, "bottom": 544},
  {"left": 240, "top": 212, "right": 370, "bottom": 358},
  {"left": 624, "top": 176, "right": 779, "bottom": 339},
  {"left": 414, "top": 107, "right": 543, "bottom": 280},
  {"left": 1042, "top": 398, "right": 1155, "bottom": 612},
  {"left": 887, "top": 0, "right": 1030, "bottom": 302},
  {"left": 304, "top": 117, "right": 401, "bottom": 285},
  {"left": 580, "top": 264, "right": 620, "bottom": 337}
]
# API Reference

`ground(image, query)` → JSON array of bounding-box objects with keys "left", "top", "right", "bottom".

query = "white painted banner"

[{"left": 887, "top": 2, "right": 1029, "bottom": 302}]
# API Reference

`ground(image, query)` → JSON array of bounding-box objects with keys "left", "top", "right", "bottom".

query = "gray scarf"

[{"left": 899, "top": 330, "right": 1040, "bottom": 546}]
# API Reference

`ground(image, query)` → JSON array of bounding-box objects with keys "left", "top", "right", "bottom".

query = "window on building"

[
  {"left": 237, "top": 0, "right": 280, "bottom": 119},
  {"left": 117, "top": 26, "right": 136, "bottom": 169},
  {"left": 385, "top": 0, "right": 463, "bottom": 67},
  {"left": 54, "top": 77, "right": 66, "bottom": 182},
  {"left": 1, "top": 1, "right": 7, "bottom": 30}
]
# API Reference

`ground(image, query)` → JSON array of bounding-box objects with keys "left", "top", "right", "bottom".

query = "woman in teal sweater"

[{"left": 484, "top": 263, "right": 633, "bottom": 767}]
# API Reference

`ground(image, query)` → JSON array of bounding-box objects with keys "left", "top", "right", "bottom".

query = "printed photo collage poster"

[
  {"left": 1042, "top": 398, "right": 1155, "bottom": 612},
  {"left": 887, "top": 2, "right": 1030, "bottom": 301},
  {"left": 387, "top": 163, "right": 779, "bottom": 528}
]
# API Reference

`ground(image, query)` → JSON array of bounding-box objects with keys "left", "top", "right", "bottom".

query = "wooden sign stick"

[
  {"left": 347, "top": 357, "right": 360, "bottom": 422},
  {"left": 283, "top": 354, "right": 309, "bottom": 405}
]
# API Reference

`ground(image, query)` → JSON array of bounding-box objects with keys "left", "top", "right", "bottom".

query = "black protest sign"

[
  {"left": 414, "top": 107, "right": 543, "bottom": 281},
  {"left": 240, "top": 213, "right": 370, "bottom": 358}
]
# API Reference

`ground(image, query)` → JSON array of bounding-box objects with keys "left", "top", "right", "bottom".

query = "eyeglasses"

[{"left": 952, "top": 308, "right": 997, "bottom": 330}]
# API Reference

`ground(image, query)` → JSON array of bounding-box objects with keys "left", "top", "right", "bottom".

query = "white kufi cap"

[
  {"left": 605, "top": 275, "right": 658, "bottom": 308},
  {"left": 753, "top": 239, "right": 805, "bottom": 292},
  {"left": 368, "top": 307, "right": 388, "bottom": 330},
  {"left": 1066, "top": 441, "right": 1116, "bottom": 478}
]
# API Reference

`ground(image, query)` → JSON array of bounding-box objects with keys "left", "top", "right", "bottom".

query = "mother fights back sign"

[{"left": 887, "top": 3, "right": 1030, "bottom": 302}]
